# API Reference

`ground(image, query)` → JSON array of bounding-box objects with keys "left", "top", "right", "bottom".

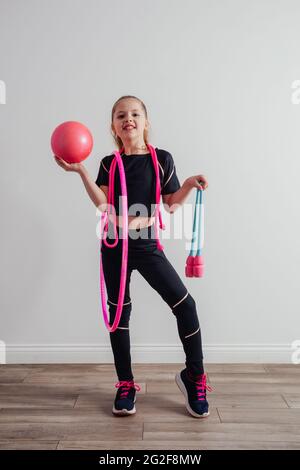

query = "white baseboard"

[{"left": 1, "top": 343, "right": 294, "bottom": 364}]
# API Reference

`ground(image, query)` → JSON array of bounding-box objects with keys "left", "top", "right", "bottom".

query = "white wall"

[{"left": 1, "top": 0, "right": 299, "bottom": 364}]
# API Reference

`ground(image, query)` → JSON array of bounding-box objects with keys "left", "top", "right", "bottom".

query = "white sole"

[
  {"left": 112, "top": 396, "right": 137, "bottom": 416},
  {"left": 175, "top": 372, "right": 210, "bottom": 419}
]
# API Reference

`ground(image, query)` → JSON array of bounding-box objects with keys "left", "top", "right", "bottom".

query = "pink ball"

[{"left": 51, "top": 121, "right": 93, "bottom": 163}]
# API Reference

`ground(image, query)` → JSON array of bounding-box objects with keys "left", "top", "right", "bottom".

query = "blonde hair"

[{"left": 111, "top": 95, "right": 150, "bottom": 151}]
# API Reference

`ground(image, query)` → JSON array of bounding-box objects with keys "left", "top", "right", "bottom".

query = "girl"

[{"left": 54, "top": 95, "right": 211, "bottom": 419}]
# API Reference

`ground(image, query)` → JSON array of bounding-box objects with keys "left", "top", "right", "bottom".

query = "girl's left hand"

[{"left": 184, "top": 174, "right": 208, "bottom": 190}]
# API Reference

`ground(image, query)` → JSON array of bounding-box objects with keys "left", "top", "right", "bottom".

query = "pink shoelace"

[
  {"left": 187, "top": 372, "right": 212, "bottom": 401},
  {"left": 115, "top": 380, "right": 141, "bottom": 399}
]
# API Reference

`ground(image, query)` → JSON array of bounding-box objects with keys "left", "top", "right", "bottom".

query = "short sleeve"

[
  {"left": 95, "top": 157, "right": 110, "bottom": 187},
  {"left": 161, "top": 152, "right": 181, "bottom": 195}
]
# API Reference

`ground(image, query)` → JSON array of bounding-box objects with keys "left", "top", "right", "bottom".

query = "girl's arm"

[
  {"left": 78, "top": 165, "right": 108, "bottom": 211},
  {"left": 164, "top": 175, "right": 208, "bottom": 214}
]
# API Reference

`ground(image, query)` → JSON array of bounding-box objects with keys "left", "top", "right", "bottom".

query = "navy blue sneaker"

[
  {"left": 175, "top": 368, "right": 212, "bottom": 418},
  {"left": 112, "top": 380, "right": 141, "bottom": 416}
]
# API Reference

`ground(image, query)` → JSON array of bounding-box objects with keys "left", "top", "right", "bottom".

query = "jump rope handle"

[{"left": 185, "top": 186, "right": 204, "bottom": 278}]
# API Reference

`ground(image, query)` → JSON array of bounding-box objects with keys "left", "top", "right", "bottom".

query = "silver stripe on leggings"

[
  {"left": 171, "top": 291, "right": 188, "bottom": 309},
  {"left": 108, "top": 299, "right": 132, "bottom": 306},
  {"left": 184, "top": 327, "right": 200, "bottom": 339}
]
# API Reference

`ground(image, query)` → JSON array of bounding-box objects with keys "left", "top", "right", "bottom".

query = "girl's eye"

[{"left": 118, "top": 113, "right": 139, "bottom": 118}]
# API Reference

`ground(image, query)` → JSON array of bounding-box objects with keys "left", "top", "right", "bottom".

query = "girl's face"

[{"left": 112, "top": 99, "right": 148, "bottom": 142}]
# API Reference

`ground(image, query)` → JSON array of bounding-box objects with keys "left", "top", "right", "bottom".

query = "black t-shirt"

[{"left": 95, "top": 147, "right": 181, "bottom": 217}]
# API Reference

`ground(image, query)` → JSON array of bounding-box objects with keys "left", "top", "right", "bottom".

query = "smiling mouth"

[{"left": 123, "top": 126, "right": 135, "bottom": 131}]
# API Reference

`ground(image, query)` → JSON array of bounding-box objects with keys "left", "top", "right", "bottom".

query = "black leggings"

[{"left": 101, "top": 223, "right": 204, "bottom": 381}]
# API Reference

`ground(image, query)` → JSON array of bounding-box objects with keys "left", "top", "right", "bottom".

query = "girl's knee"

[
  {"left": 171, "top": 293, "right": 200, "bottom": 339},
  {"left": 171, "top": 292, "right": 196, "bottom": 313},
  {"left": 108, "top": 301, "right": 132, "bottom": 329}
]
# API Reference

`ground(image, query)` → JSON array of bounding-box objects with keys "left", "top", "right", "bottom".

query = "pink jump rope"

[
  {"left": 99, "top": 144, "right": 204, "bottom": 332},
  {"left": 99, "top": 143, "right": 165, "bottom": 333}
]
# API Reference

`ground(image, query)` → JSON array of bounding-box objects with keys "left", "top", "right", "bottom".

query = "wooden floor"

[{"left": 0, "top": 363, "right": 300, "bottom": 450}]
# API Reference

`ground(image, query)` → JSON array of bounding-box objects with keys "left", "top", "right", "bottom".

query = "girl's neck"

[{"left": 122, "top": 142, "right": 148, "bottom": 155}]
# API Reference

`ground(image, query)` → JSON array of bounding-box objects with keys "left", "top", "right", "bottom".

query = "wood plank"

[
  {"left": 201, "top": 383, "right": 300, "bottom": 394},
  {"left": 0, "top": 394, "right": 77, "bottom": 409},
  {"left": 264, "top": 365, "right": 300, "bottom": 374},
  {"left": 204, "top": 364, "right": 267, "bottom": 373},
  {"left": 0, "top": 384, "right": 110, "bottom": 396},
  {"left": 0, "top": 368, "right": 39, "bottom": 383},
  {"left": 57, "top": 439, "right": 300, "bottom": 450},
  {"left": 0, "top": 422, "right": 143, "bottom": 441},
  {"left": 209, "top": 373, "right": 300, "bottom": 384},
  {"left": 218, "top": 408, "right": 300, "bottom": 424},
  {"left": 143, "top": 422, "right": 300, "bottom": 443},
  {"left": 0, "top": 383, "right": 145, "bottom": 395},
  {"left": 0, "top": 407, "right": 220, "bottom": 423},
  {"left": 0, "top": 440, "right": 58, "bottom": 450},
  {"left": 0, "top": 365, "right": 44, "bottom": 369},
  {"left": 23, "top": 372, "right": 123, "bottom": 385},
  {"left": 208, "top": 393, "right": 287, "bottom": 409}
]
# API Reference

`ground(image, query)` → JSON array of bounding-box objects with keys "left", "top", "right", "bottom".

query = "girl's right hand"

[{"left": 53, "top": 155, "right": 84, "bottom": 173}]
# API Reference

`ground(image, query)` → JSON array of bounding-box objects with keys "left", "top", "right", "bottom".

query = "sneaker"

[
  {"left": 175, "top": 368, "right": 212, "bottom": 418},
  {"left": 112, "top": 380, "right": 141, "bottom": 416}
]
